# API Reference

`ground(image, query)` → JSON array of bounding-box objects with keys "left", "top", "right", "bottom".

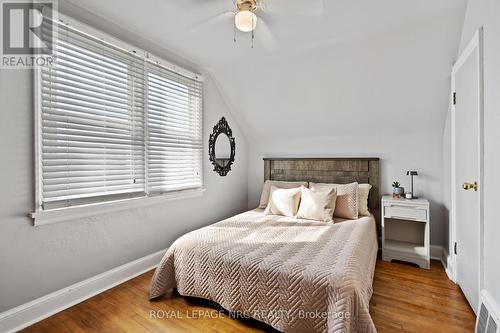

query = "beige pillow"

[
  {"left": 264, "top": 185, "right": 302, "bottom": 217},
  {"left": 310, "top": 182, "right": 359, "bottom": 220},
  {"left": 296, "top": 186, "right": 337, "bottom": 222},
  {"left": 358, "top": 184, "right": 372, "bottom": 216},
  {"left": 258, "top": 180, "right": 308, "bottom": 209}
]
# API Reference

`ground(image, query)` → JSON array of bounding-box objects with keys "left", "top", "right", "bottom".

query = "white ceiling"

[{"left": 62, "top": 0, "right": 467, "bottom": 141}]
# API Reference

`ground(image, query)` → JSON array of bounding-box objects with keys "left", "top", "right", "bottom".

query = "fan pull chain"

[
  {"left": 251, "top": 14, "right": 254, "bottom": 48},
  {"left": 233, "top": 20, "right": 236, "bottom": 43}
]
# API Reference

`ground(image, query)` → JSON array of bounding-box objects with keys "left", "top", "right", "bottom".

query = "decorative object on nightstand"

[
  {"left": 392, "top": 181, "right": 404, "bottom": 199},
  {"left": 405, "top": 170, "right": 418, "bottom": 199},
  {"left": 382, "top": 195, "right": 430, "bottom": 269}
]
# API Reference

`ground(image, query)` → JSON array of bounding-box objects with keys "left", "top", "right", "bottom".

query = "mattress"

[{"left": 150, "top": 209, "right": 378, "bottom": 333}]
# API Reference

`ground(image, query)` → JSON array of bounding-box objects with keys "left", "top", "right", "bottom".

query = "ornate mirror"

[{"left": 209, "top": 117, "right": 236, "bottom": 176}]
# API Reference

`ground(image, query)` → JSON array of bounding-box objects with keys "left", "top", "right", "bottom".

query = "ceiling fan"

[{"left": 187, "top": 0, "right": 325, "bottom": 49}]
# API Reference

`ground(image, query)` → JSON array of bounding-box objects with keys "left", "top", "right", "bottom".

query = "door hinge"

[
  {"left": 453, "top": 92, "right": 457, "bottom": 105},
  {"left": 454, "top": 242, "right": 458, "bottom": 255}
]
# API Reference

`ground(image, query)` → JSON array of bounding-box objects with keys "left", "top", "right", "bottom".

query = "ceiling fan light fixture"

[{"left": 235, "top": 10, "right": 257, "bottom": 32}]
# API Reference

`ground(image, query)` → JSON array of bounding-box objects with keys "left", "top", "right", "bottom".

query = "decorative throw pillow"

[
  {"left": 358, "top": 184, "right": 372, "bottom": 216},
  {"left": 264, "top": 185, "right": 302, "bottom": 217},
  {"left": 310, "top": 182, "right": 359, "bottom": 220},
  {"left": 258, "top": 180, "right": 308, "bottom": 209},
  {"left": 296, "top": 186, "right": 337, "bottom": 222}
]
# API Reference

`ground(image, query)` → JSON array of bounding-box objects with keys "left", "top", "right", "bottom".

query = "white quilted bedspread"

[{"left": 150, "top": 209, "right": 378, "bottom": 333}]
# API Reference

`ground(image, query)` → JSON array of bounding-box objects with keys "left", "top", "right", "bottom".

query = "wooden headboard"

[{"left": 264, "top": 158, "right": 380, "bottom": 211}]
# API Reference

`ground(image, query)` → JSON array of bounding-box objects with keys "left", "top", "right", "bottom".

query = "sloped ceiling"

[{"left": 61, "top": 0, "right": 467, "bottom": 142}]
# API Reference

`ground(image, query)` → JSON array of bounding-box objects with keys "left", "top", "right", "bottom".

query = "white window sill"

[{"left": 30, "top": 188, "right": 206, "bottom": 226}]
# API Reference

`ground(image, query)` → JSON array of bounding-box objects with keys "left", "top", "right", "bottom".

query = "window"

[
  {"left": 36, "top": 17, "right": 203, "bottom": 212},
  {"left": 146, "top": 65, "right": 203, "bottom": 194}
]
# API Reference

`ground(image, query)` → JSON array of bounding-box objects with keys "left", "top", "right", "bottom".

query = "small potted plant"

[{"left": 392, "top": 181, "right": 404, "bottom": 199}]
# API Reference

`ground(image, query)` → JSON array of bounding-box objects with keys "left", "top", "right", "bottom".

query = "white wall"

[
  {"left": 236, "top": 10, "right": 466, "bottom": 247},
  {"left": 0, "top": 0, "right": 472, "bottom": 315},
  {"left": 442, "top": 110, "right": 452, "bottom": 252},
  {"left": 54, "top": 1, "right": 466, "bottom": 251},
  {"left": 0, "top": 17, "right": 248, "bottom": 312},
  {"left": 247, "top": 131, "right": 446, "bottom": 245},
  {"left": 443, "top": 0, "right": 500, "bottom": 308}
]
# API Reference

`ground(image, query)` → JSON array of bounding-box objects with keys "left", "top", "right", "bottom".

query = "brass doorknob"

[{"left": 462, "top": 182, "right": 478, "bottom": 191}]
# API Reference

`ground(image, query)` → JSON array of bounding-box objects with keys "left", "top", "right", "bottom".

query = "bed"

[{"left": 150, "top": 158, "right": 380, "bottom": 333}]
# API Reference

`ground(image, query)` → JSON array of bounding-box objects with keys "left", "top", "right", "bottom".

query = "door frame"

[{"left": 450, "top": 28, "right": 484, "bottom": 300}]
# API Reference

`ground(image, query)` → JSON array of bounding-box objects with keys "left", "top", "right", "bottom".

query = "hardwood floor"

[
  {"left": 371, "top": 260, "right": 475, "bottom": 333},
  {"left": 21, "top": 259, "right": 475, "bottom": 333}
]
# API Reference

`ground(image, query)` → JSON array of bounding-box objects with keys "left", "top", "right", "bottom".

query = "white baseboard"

[
  {"left": 443, "top": 248, "right": 454, "bottom": 281},
  {"left": 430, "top": 245, "right": 454, "bottom": 281},
  {"left": 430, "top": 245, "right": 443, "bottom": 261},
  {"left": 0, "top": 245, "right": 455, "bottom": 333},
  {"left": 0, "top": 249, "right": 166, "bottom": 333}
]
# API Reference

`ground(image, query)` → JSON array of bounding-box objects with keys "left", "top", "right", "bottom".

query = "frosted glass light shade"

[{"left": 235, "top": 10, "right": 257, "bottom": 32}]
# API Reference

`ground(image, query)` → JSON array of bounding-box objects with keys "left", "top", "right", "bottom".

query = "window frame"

[{"left": 31, "top": 13, "right": 205, "bottom": 226}]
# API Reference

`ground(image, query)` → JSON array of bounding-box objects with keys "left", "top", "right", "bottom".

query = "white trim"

[
  {"left": 0, "top": 249, "right": 166, "bottom": 333},
  {"left": 32, "top": 14, "right": 205, "bottom": 225},
  {"left": 33, "top": 59, "right": 43, "bottom": 211},
  {"left": 430, "top": 245, "right": 453, "bottom": 281},
  {"left": 450, "top": 28, "right": 484, "bottom": 298},
  {"left": 31, "top": 188, "right": 205, "bottom": 226},
  {"left": 430, "top": 245, "right": 443, "bottom": 261},
  {"left": 431, "top": 245, "right": 453, "bottom": 281},
  {"left": 450, "top": 65, "right": 456, "bottom": 283},
  {"left": 443, "top": 248, "right": 454, "bottom": 281}
]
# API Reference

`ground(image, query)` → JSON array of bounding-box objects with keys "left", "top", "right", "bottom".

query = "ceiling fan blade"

[
  {"left": 255, "top": 18, "right": 277, "bottom": 51},
  {"left": 188, "top": 11, "right": 235, "bottom": 31},
  {"left": 258, "top": 0, "right": 324, "bottom": 17},
  {"left": 173, "top": 0, "right": 235, "bottom": 10}
]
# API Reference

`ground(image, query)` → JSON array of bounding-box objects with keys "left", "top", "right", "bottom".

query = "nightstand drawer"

[{"left": 384, "top": 205, "right": 427, "bottom": 221}]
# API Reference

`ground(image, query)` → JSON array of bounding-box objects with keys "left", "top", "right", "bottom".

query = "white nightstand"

[{"left": 381, "top": 195, "right": 430, "bottom": 269}]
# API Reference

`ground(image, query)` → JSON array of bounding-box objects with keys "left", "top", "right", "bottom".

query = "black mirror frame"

[{"left": 208, "top": 117, "right": 236, "bottom": 176}]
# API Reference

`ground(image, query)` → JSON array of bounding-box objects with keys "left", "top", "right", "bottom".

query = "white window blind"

[
  {"left": 145, "top": 67, "right": 203, "bottom": 193},
  {"left": 37, "top": 18, "right": 203, "bottom": 210}
]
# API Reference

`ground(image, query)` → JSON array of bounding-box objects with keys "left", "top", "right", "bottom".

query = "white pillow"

[
  {"left": 258, "top": 180, "right": 308, "bottom": 209},
  {"left": 296, "top": 186, "right": 337, "bottom": 222},
  {"left": 310, "top": 182, "right": 359, "bottom": 220},
  {"left": 264, "top": 185, "right": 302, "bottom": 217},
  {"left": 358, "top": 184, "right": 372, "bottom": 216}
]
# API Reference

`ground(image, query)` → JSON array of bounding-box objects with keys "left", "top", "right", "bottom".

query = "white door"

[{"left": 452, "top": 29, "right": 483, "bottom": 313}]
